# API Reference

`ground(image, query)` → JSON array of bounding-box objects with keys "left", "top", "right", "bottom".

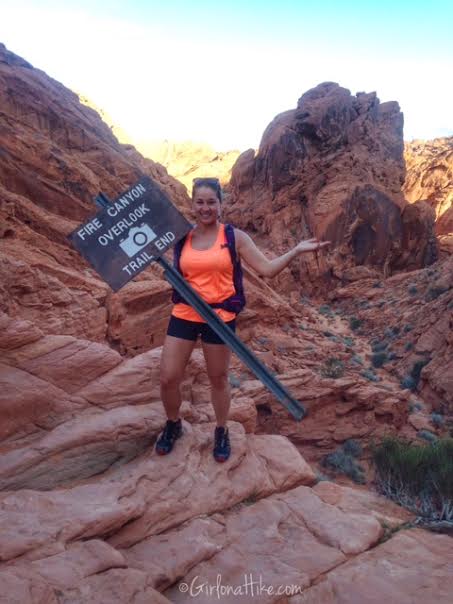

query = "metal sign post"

[{"left": 69, "top": 178, "right": 306, "bottom": 421}]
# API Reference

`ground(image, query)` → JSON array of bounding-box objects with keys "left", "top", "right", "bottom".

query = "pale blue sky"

[{"left": 1, "top": 0, "right": 452, "bottom": 150}]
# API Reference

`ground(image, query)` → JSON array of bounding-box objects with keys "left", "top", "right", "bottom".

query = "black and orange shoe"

[
  {"left": 213, "top": 426, "right": 231, "bottom": 462},
  {"left": 155, "top": 419, "right": 182, "bottom": 455}
]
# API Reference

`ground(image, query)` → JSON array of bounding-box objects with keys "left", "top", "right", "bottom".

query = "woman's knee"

[
  {"left": 208, "top": 372, "right": 229, "bottom": 390},
  {"left": 160, "top": 370, "right": 183, "bottom": 390}
]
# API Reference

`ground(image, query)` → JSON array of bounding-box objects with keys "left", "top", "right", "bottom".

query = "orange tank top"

[{"left": 171, "top": 223, "right": 236, "bottom": 323}]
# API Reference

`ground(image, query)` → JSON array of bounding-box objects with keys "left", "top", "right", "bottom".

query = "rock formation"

[
  {"left": 2, "top": 312, "right": 452, "bottom": 603},
  {"left": 225, "top": 82, "right": 438, "bottom": 294},
  {"left": 0, "top": 43, "right": 190, "bottom": 352},
  {"left": 136, "top": 140, "right": 241, "bottom": 192},
  {"left": 404, "top": 137, "right": 453, "bottom": 254},
  {"left": 1, "top": 45, "right": 452, "bottom": 603}
]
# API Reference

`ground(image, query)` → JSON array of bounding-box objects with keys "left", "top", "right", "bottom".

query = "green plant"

[
  {"left": 425, "top": 286, "right": 449, "bottom": 302},
  {"left": 321, "top": 447, "right": 366, "bottom": 484},
  {"left": 349, "top": 317, "right": 362, "bottom": 331},
  {"left": 372, "top": 352, "right": 388, "bottom": 368},
  {"left": 411, "top": 358, "right": 430, "bottom": 386},
  {"left": 351, "top": 354, "right": 364, "bottom": 366},
  {"left": 321, "top": 358, "right": 345, "bottom": 379},
  {"left": 405, "top": 342, "right": 414, "bottom": 351},
  {"left": 228, "top": 373, "right": 241, "bottom": 388},
  {"left": 343, "top": 336, "right": 354, "bottom": 347},
  {"left": 371, "top": 436, "right": 453, "bottom": 524},
  {"left": 371, "top": 340, "right": 388, "bottom": 353},
  {"left": 408, "top": 285, "right": 418, "bottom": 295},
  {"left": 362, "top": 368, "right": 380, "bottom": 382},
  {"left": 319, "top": 304, "right": 334, "bottom": 316},
  {"left": 417, "top": 430, "right": 437, "bottom": 443},
  {"left": 400, "top": 375, "right": 416, "bottom": 390},
  {"left": 343, "top": 439, "right": 362, "bottom": 457},
  {"left": 431, "top": 413, "right": 444, "bottom": 428}
]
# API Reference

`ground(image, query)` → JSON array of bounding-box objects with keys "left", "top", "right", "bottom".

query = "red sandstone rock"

[
  {"left": 0, "top": 42, "right": 190, "bottom": 352},
  {"left": 291, "top": 528, "right": 453, "bottom": 604},
  {"left": 404, "top": 137, "right": 453, "bottom": 238},
  {"left": 226, "top": 82, "right": 437, "bottom": 295}
]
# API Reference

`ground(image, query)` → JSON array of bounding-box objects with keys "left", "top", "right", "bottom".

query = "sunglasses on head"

[{"left": 192, "top": 177, "right": 220, "bottom": 187}]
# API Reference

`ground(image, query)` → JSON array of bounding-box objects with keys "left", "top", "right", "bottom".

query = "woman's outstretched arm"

[{"left": 235, "top": 230, "right": 330, "bottom": 278}]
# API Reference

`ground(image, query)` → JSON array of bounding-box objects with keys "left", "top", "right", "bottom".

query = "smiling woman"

[{"left": 155, "top": 177, "right": 329, "bottom": 463}]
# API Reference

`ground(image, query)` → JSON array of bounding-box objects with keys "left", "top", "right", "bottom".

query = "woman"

[{"left": 156, "top": 177, "right": 329, "bottom": 462}]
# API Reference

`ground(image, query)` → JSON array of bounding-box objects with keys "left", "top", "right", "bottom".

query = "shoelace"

[{"left": 215, "top": 429, "right": 229, "bottom": 447}]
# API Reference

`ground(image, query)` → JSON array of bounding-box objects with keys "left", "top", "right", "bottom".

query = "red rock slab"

[
  {"left": 3, "top": 336, "right": 122, "bottom": 394},
  {"left": 162, "top": 484, "right": 381, "bottom": 603},
  {"left": 77, "top": 348, "right": 163, "bottom": 408},
  {"left": 0, "top": 424, "right": 314, "bottom": 561},
  {"left": 290, "top": 528, "right": 453, "bottom": 604},
  {"left": 108, "top": 427, "right": 316, "bottom": 548},
  {"left": 313, "top": 481, "right": 413, "bottom": 527},
  {"left": 0, "top": 569, "right": 57, "bottom": 604},
  {"left": 6, "top": 539, "right": 126, "bottom": 589},
  {"left": 59, "top": 568, "right": 172, "bottom": 603},
  {"left": 0, "top": 404, "right": 166, "bottom": 490},
  {"left": 0, "top": 312, "right": 43, "bottom": 351},
  {"left": 0, "top": 363, "right": 87, "bottom": 443}
]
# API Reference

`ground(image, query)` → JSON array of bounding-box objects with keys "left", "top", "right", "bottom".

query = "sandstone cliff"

[
  {"left": 1, "top": 46, "right": 452, "bottom": 603},
  {"left": 136, "top": 140, "right": 241, "bottom": 192},
  {"left": 0, "top": 43, "right": 190, "bottom": 353},
  {"left": 404, "top": 136, "right": 453, "bottom": 254},
  {"left": 225, "top": 82, "right": 438, "bottom": 295}
]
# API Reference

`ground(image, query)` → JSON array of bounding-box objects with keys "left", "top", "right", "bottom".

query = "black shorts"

[{"left": 167, "top": 315, "right": 236, "bottom": 345}]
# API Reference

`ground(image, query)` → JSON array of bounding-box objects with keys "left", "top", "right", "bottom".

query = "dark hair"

[{"left": 192, "top": 177, "right": 223, "bottom": 202}]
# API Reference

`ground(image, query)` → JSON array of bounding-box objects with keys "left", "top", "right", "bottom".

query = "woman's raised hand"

[{"left": 295, "top": 238, "right": 330, "bottom": 253}]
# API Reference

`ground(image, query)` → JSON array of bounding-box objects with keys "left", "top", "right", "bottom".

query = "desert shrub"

[
  {"left": 405, "top": 342, "right": 414, "bottom": 351},
  {"left": 361, "top": 368, "right": 380, "bottom": 382},
  {"left": 321, "top": 358, "right": 345, "bottom": 379},
  {"left": 408, "top": 401, "right": 423, "bottom": 413},
  {"left": 372, "top": 352, "right": 388, "bottom": 368},
  {"left": 387, "top": 351, "right": 397, "bottom": 360},
  {"left": 322, "top": 446, "right": 366, "bottom": 484},
  {"left": 403, "top": 324, "right": 413, "bottom": 333},
  {"left": 417, "top": 430, "right": 437, "bottom": 443},
  {"left": 319, "top": 304, "right": 333, "bottom": 316},
  {"left": 351, "top": 354, "right": 364, "bottom": 366},
  {"left": 400, "top": 375, "right": 416, "bottom": 391},
  {"left": 343, "top": 439, "right": 362, "bottom": 457},
  {"left": 425, "top": 286, "right": 449, "bottom": 302},
  {"left": 372, "top": 281, "right": 383, "bottom": 288},
  {"left": 371, "top": 340, "right": 388, "bottom": 353},
  {"left": 431, "top": 413, "right": 444, "bottom": 428},
  {"left": 314, "top": 471, "right": 330, "bottom": 483},
  {"left": 228, "top": 373, "right": 241, "bottom": 388},
  {"left": 408, "top": 285, "right": 418, "bottom": 295},
  {"left": 349, "top": 317, "right": 362, "bottom": 331},
  {"left": 411, "top": 359, "right": 430, "bottom": 386},
  {"left": 371, "top": 436, "right": 453, "bottom": 523},
  {"left": 343, "top": 336, "right": 354, "bottom": 348}
]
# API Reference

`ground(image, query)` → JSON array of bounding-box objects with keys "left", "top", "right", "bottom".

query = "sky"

[{"left": 1, "top": 0, "right": 452, "bottom": 151}]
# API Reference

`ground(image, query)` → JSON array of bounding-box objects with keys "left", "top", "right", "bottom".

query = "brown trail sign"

[{"left": 69, "top": 177, "right": 306, "bottom": 421}]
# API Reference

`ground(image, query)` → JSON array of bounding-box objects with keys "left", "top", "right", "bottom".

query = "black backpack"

[{"left": 171, "top": 224, "right": 246, "bottom": 314}]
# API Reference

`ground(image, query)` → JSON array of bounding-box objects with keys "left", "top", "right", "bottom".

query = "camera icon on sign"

[{"left": 119, "top": 224, "right": 157, "bottom": 257}]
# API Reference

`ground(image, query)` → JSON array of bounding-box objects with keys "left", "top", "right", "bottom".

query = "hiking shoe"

[
  {"left": 213, "top": 426, "right": 231, "bottom": 462},
  {"left": 155, "top": 419, "right": 182, "bottom": 455}
]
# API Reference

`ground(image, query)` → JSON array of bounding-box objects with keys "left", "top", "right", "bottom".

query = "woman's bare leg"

[
  {"left": 160, "top": 335, "right": 196, "bottom": 420},
  {"left": 201, "top": 341, "right": 232, "bottom": 426}
]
